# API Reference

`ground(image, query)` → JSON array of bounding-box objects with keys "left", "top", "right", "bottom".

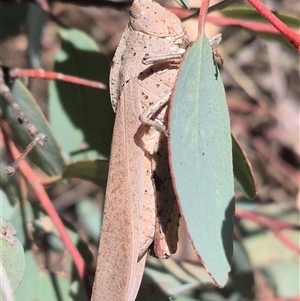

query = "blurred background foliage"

[{"left": 0, "top": 0, "right": 299, "bottom": 300}]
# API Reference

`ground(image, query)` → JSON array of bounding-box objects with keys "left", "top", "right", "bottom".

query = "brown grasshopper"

[{"left": 91, "top": 0, "right": 189, "bottom": 300}]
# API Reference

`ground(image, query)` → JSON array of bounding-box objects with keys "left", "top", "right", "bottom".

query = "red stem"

[
  {"left": 252, "top": 296, "right": 300, "bottom": 301},
  {"left": 197, "top": 0, "right": 210, "bottom": 36},
  {"left": 9, "top": 68, "right": 108, "bottom": 90},
  {"left": 206, "top": 15, "right": 281, "bottom": 35},
  {"left": 0, "top": 121, "right": 87, "bottom": 280},
  {"left": 247, "top": 0, "right": 300, "bottom": 50},
  {"left": 236, "top": 207, "right": 300, "bottom": 253}
]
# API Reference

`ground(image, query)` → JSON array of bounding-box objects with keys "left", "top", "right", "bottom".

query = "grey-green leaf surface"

[
  {"left": 14, "top": 251, "right": 88, "bottom": 301},
  {"left": 231, "top": 241, "right": 255, "bottom": 299},
  {"left": 63, "top": 160, "right": 108, "bottom": 188},
  {"left": 240, "top": 202, "right": 300, "bottom": 297},
  {"left": 0, "top": 218, "right": 26, "bottom": 297},
  {"left": 174, "top": 0, "right": 190, "bottom": 9},
  {"left": 0, "top": 79, "right": 66, "bottom": 176},
  {"left": 75, "top": 197, "right": 103, "bottom": 242},
  {"left": 0, "top": 165, "right": 20, "bottom": 208},
  {"left": 168, "top": 34, "right": 235, "bottom": 287},
  {"left": 48, "top": 27, "right": 114, "bottom": 162},
  {"left": 142, "top": 257, "right": 215, "bottom": 299},
  {"left": 10, "top": 201, "right": 90, "bottom": 301},
  {"left": 232, "top": 134, "right": 257, "bottom": 199}
]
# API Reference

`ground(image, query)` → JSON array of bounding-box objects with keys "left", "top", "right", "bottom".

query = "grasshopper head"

[{"left": 130, "top": 0, "right": 185, "bottom": 38}]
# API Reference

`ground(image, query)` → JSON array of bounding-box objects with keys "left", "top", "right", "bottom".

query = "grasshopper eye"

[{"left": 130, "top": 3, "right": 145, "bottom": 19}]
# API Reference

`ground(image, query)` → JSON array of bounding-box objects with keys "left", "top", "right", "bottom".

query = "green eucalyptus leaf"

[
  {"left": 0, "top": 79, "right": 66, "bottom": 176},
  {"left": 169, "top": 34, "right": 234, "bottom": 287},
  {"left": 232, "top": 134, "right": 257, "bottom": 199},
  {"left": 75, "top": 197, "right": 103, "bottom": 242},
  {"left": 49, "top": 28, "right": 114, "bottom": 162},
  {"left": 63, "top": 160, "right": 108, "bottom": 188},
  {"left": 14, "top": 251, "right": 88, "bottom": 301},
  {"left": 0, "top": 188, "right": 16, "bottom": 220},
  {"left": 174, "top": 0, "right": 190, "bottom": 9},
  {"left": 231, "top": 240, "right": 255, "bottom": 300},
  {"left": 0, "top": 218, "right": 26, "bottom": 297},
  {"left": 11, "top": 204, "right": 91, "bottom": 301},
  {"left": 241, "top": 203, "right": 299, "bottom": 298},
  {"left": 9, "top": 199, "right": 35, "bottom": 247}
]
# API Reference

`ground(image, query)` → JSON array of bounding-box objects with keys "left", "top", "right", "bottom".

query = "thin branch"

[
  {"left": 206, "top": 15, "right": 283, "bottom": 35},
  {"left": 251, "top": 297, "right": 300, "bottom": 301},
  {"left": 0, "top": 121, "right": 87, "bottom": 282},
  {"left": 246, "top": 0, "right": 300, "bottom": 50},
  {"left": 236, "top": 207, "right": 300, "bottom": 253},
  {"left": 197, "top": 0, "right": 210, "bottom": 36},
  {"left": 0, "top": 67, "right": 47, "bottom": 175},
  {"left": 10, "top": 68, "right": 108, "bottom": 90}
]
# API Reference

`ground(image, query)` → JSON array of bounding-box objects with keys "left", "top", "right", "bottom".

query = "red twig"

[
  {"left": 236, "top": 207, "right": 300, "bottom": 253},
  {"left": 197, "top": 0, "right": 210, "bottom": 36},
  {"left": 206, "top": 15, "right": 281, "bottom": 35},
  {"left": 246, "top": 0, "right": 300, "bottom": 50},
  {"left": 9, "top": 68, "right": 108, "bottom": 90},
  {"left": 0, "top": 121, "right": 87, "bottom": 280},
  {"left": 252, "top": 296, "right": 300, "bottom": 301}
]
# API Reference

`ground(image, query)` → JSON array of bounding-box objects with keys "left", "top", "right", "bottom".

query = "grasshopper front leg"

[
  {"left": 139, "top": 91, "right": 171, "bottom": 134},
  {"left": 143, "top": 34, "right": 223, "bottom": 67},
  {"left": 143, "top": 53, "right": 183, "bottom": 65}
]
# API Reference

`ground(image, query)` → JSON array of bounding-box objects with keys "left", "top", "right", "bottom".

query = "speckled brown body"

[{"left": 91, "top": 1, "right": 189, "bottom": 300}]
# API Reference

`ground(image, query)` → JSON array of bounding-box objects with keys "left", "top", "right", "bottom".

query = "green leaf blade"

[
  {"left": 49, "top": 28, "right": 115, "bottom": 162},
  {"left": 0, "top": 218, "right": 26, "bottom": 297},
  {"left": 63, "top": 160, "right": 108, "bottom": 188},
  {"left": 169, "top": 35, "right": 234, "bottom": 287},
  {"left": 174, "top": 0, "right": 190, "bottom": 9},
  {"left": 232, "top": 134, "right": 257, "bottom": 199},
  {"left": 1, "top": 79, "right": 66, "bottom": 176}
]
